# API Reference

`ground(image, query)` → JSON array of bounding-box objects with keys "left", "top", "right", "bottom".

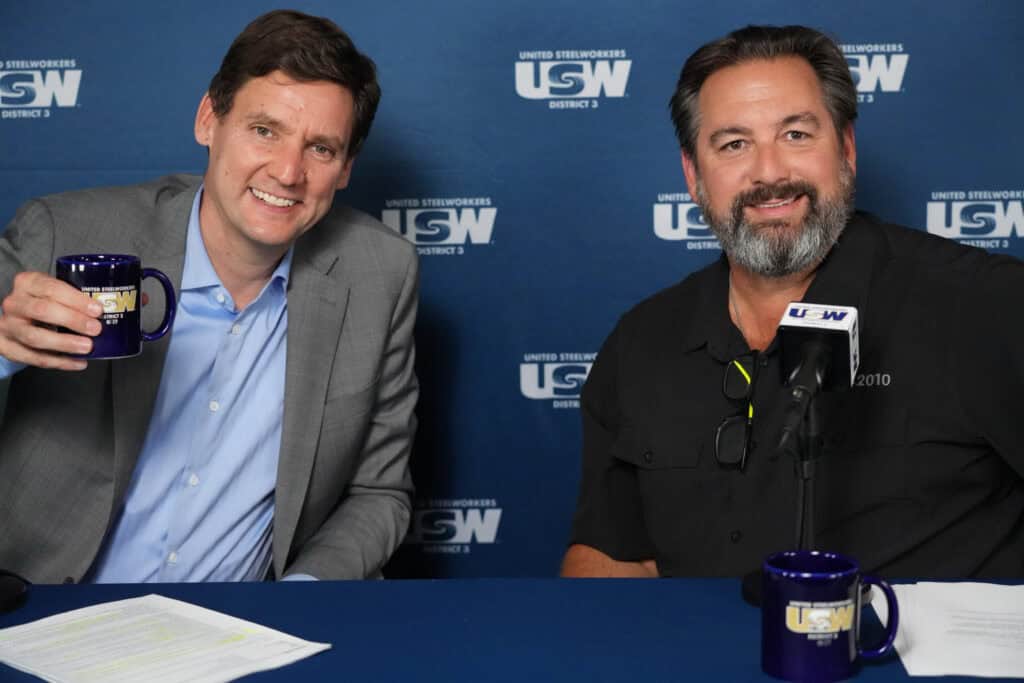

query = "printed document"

[
  {"left": 872, "top": 581, "right": 1024, "bottom": 678},
  {"left": 0, "top": 593, "right": 330, "bottom": 683}
]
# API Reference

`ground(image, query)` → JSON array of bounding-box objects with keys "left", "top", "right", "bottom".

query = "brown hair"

[{"left": 207, "top": 9, "right": 381, "bottom": 158}]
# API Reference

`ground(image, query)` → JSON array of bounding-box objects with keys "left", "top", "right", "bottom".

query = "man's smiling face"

[
  {"left": 682, "top": 56, "right": 857, "bottom": 277},
  {"left": 194, "top": 70, "right": 356, "bottom": 258}
]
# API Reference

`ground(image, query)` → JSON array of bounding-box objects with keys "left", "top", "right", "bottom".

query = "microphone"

[
  {"left": 743, "top": 303, "right": 863, "bottom": 602},
  {"left": 776, "top": 303, "right": 860, "bottom": 457},
  {"left": 779, "top": 302, "right": 859, "bottom": 391}
]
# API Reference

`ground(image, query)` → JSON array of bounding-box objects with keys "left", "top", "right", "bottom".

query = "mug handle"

[
  {"left": 859, "top": 574, "right": 899, "bottom": 659},
  {"left": 140, "top": 268, "right": 177, "bottom": 342}
]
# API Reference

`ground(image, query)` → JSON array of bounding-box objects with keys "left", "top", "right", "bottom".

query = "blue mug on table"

[
  {"left": 56, "top": 254, "right": 176, "bottom": 359},
  {"left": 761, "top": 550, "right": 899, "bottom": 683}
]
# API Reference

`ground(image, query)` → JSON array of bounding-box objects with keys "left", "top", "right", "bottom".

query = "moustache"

[{"left": 732, "top": 181, "right": 820, "bottom": 214}]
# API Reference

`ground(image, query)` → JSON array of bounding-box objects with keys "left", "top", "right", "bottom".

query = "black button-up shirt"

[{"left": 570, "top": 212, "right": 1024, "bottom": 578}]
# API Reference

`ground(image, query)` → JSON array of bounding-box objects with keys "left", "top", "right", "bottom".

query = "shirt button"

[
  {"left": 759, "top": 357, "right": 769, "bottom": 367},
  {"left": 231, "top": 324, "right": 242, "bottom": 335},
  {"left": 167, "top": 551, "right": 178, "bottom": 564},
  {"left": 730, "top": 530, "right": 743, "bottom": 543},
  {"left": 188, "top": 473, "right": 200, "bottom": 487},
  {"left": 642, "top": 450, "right": 653, "bottom": 464},
  {"left": 209, "top": 400, "right": 220, "bottom": 412},
  {"left": 216, "top": 293, "right": 226, "bottom": 304}
]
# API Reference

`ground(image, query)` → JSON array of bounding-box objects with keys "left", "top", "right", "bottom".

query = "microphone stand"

[
  {"left": 793, "top": 393, "right": 822, "bottom": 551},
  {"left": 741, "top": 365, "right": 825, "bottom": 607}
]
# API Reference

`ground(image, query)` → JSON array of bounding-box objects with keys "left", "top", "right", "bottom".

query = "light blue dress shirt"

[
  {"left": 75, "top": 188, "right": 291, "bottom": 582},
  {"left": 0, "top": 344, "right": 24, "bottom": 378},
  {"left": 0, "top": 357, "right": 22, "bottom": 377}
]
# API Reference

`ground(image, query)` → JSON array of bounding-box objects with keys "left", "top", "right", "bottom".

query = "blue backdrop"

[{"left": 1, "top": 0, "right": 1021, "bottom": 577}]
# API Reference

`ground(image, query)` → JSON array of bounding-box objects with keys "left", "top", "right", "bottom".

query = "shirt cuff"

[
  {"left": 280, "top": 573, "right": 318, "bottom": 582},
  {"left": 0, "top": 356, "right": 26, "bottom": 381}
]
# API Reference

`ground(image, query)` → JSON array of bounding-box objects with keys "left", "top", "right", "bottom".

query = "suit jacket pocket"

[
  {"left": 322, "top": 378, "right": 380, "bottom": 431},
  {"left": 309, "top": 379, "right": 382, "bottom": 508}
]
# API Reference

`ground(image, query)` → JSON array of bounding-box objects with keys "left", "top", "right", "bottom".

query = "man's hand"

[
  {"left": 0, "top": 271, "right": 103, "bottom": 370},
  {"left": 560, "top": 544, "right": 659, "bottom": 578}
]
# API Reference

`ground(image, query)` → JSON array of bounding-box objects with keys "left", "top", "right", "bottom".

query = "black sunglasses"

[{"left": 715, "top": 353, "right": 755, "bottom": 470}]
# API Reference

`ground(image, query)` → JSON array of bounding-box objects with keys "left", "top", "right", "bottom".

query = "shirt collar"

[
  {"left": 681, "top": 211, "right": 881, "bottom": 362},
  {"left": 181, "top": 185, "right": 294, "bottom": 293},
  {"left": 680, "top": 255, "right": 743, "bottom": 362}
]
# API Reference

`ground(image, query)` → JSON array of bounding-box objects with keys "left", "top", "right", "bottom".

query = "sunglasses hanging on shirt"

[{"left": 715, "top": 352, "right": 756, "bottom": 470}]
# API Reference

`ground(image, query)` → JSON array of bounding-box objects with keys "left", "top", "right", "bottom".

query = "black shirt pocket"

[
  {"left": 610, "top": 421, "right": 704, "bottom": 471},
  {"left": 608, "top": 419, "right": 722, "bottom": 573}
]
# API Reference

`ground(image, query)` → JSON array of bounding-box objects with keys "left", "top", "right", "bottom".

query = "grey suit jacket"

[{"left": 0, "top": 174, "right": 418, "bottom": 583}]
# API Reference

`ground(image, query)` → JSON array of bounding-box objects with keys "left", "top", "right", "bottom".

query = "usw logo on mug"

[{"left": 785, "top": 600, "right": 855, "bottom": 636}]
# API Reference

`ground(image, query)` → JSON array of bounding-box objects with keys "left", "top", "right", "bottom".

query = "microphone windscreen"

[{"left": 777, "top": 303, "right": 860, "bottom": 391}]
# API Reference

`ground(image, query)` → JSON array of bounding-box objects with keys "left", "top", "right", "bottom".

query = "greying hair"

[{"left": 669, "top": 25, "right": 857, "bottom": 160}]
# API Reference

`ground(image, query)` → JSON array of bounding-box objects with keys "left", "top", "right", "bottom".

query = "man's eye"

[
  {"left": 313, "top": 144, "right": 334, "bottom": 157},
  {"left": 721, "top": 140, "right": 745, "bottom": 152},
  {"left": 254, "top": 126, "right": 272, "bottom": 137},
  {"left": 786, "top": 130, "right": 810, "bottom": 141}
]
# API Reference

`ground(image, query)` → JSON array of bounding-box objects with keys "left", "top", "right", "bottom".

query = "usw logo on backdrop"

[
  {"left": 839, "top": 43, "right": 908, "bottom": 103},
  {"left": 382, "top": 197, "right": 496, "bottom": 256},
  {"left": 0, "top": 58, "right": 81, "bottom": 119},
  {"left": 515, "top": 49, "right": 631, "bottom": 109},
  {"left": 405, "top": 499, "right": 502, "bottom": 555},
  {"left": 927, "top": 189, "right": 1024, "bottom": 251},
  {"left": 520, "top": 352, "right": 595, "bottom": 409},
  {"left": 652, "top": 192, "right": 720, "bottom": 250}
]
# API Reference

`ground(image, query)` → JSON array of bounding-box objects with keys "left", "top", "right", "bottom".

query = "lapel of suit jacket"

[
  {"left": 110, "top": 179, "right": 196, "bottom": 502},
  {"left": 273, "top": 235, "right": 349, "bottom": 575}
]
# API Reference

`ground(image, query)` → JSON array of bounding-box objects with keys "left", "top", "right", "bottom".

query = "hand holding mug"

[{"left": 0, "top": 271, "right": 104, "bottom": 370}]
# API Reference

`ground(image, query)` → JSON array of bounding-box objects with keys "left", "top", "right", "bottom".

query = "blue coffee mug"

[
  {"left": 762, "top": 550, "right": 899, "bottom": 683},
  {"left": 56, "top": 254, "right": 176, "bottom": 359}
]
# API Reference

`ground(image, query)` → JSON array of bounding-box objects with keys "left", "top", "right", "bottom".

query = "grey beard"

[{"left": 695, "top": 164, "right": 855, "bottom": 277}]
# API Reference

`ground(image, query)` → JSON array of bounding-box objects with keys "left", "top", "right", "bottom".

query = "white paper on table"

[
  {"left": 871, "top": 581, "right": 1024, "bottom": 678},
  {"left": 0, "top": 593, "right": 331, "bottom": 683}
]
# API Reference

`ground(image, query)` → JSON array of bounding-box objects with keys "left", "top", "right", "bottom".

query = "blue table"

[{"left": 0, "top": 579, "right": 1014, "bottom": 681}]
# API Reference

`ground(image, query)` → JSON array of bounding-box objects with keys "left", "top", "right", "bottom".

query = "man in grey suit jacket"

[{"left": 0, "top": 11, "right": 417, "bottom": 583}]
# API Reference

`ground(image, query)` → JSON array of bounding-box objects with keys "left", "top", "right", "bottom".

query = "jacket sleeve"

[{"left": 0, "top": 199, "right": 58, "bottom": 377}]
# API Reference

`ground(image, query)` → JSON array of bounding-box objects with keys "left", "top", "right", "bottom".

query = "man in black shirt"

[{"left": 562, "top": 25, "right": 1024, "bottom": 578}]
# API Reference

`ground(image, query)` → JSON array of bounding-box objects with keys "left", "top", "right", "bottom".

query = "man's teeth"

[
  {"left": 756, "top": 196, "right": 797, "bottom": 209},
  {"left": 250, "top": 188, "right": 297, "bottom": 207}
]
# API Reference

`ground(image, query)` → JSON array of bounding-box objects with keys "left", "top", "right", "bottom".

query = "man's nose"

[
  {"left": 749, "top": 143, "right": 790, "bottom": 186},
  {"left": 268, "top": 142, "right": 305, "bottom": 186}
]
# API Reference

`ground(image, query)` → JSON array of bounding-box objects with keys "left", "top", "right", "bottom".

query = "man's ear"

[
  {"left": 681, "top": 149, "right": 699, "bottom": 197},
  {"left": 194, "top": 93, "right": 216, "bottom": 147},
  {"left": 841, "top": 124, "right": 857, "bottom": 175}
]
